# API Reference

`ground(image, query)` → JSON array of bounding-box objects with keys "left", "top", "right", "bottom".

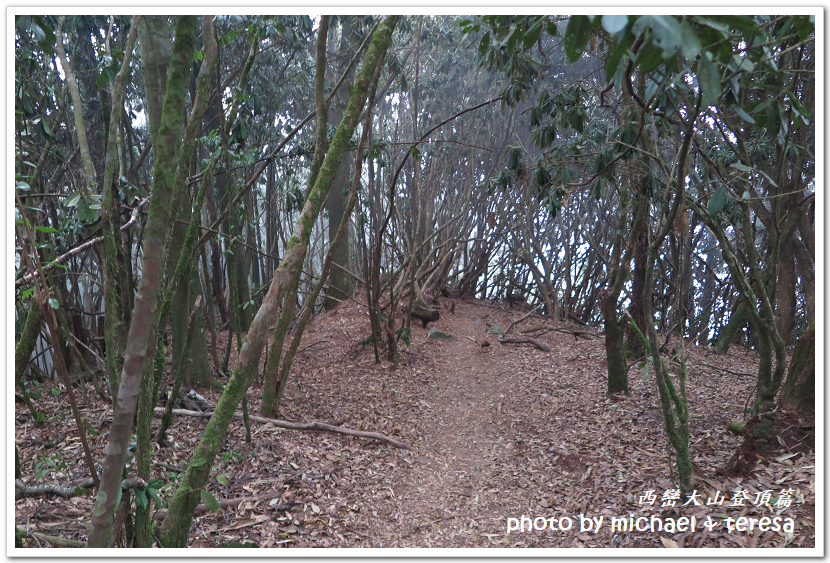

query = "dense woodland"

[{"left": 13, "top": 14, "right": 816, "bottom": 549}]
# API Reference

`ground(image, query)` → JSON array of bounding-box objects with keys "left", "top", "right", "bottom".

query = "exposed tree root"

[
  {"left": 156, "top": 407, "right": 415, "bottom": 451},
  {"left": 497, "top": 303, "right": 551, "bottom": 351}
]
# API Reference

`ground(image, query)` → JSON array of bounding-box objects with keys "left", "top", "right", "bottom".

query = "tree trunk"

[
  {"left": 87, "top": 15, "right": 199, "bottom": 548},
  {"left": 775, "top": 244, "right": 797, "bottom": 345},
  {"left": 325, "top": 18, "right": 361, "bottom": 310},
  {"left": 625, "top": 209, "right": 648, "bottom": 357},
  {"left": 158, "top": 17, "right": 399, "bottom": 547},
  {"left": 603, "top": 293, "right": 628, "bottom": 395},
  {"left": 15, "top": 299, "right": 44, "bottom": 421},
  {"left": 780, "top": 324, "right": 814, "bottom": 413},
  {"left": 714, "top": 297, "right": 748, "bottom": 354}
]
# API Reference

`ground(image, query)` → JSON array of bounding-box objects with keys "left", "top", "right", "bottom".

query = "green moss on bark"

[{"left": 158, "top": 17, "right": 399, "bottom": 547}]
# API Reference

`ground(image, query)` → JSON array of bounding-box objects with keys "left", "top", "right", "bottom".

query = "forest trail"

[
  {"left": 267, "top": 297, "right": 815, "bottom": 548},
  {"left": 14, "top": 297, "right": 816, "bottom": 549}
]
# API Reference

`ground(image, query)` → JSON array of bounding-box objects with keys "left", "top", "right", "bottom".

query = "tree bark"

[
  {"left": 325, "top": 18, "right": 362, "bottom": 310},
  {"left": 775, "top": 243, "right": 797, "bottom": 345},
  {"left": 87, "top": 15, "right": 199, "bottom": 548},
  {"left": 158, "top": 17, "right": 399, "bottom": 547},
  {"left": 780, "top": 324, "right": 814, "bottom": 413}
]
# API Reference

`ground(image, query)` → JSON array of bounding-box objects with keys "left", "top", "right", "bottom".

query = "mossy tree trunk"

[
  {"left": 158, "top": 17, "right": 400, "bottom": 547},
  {"left": 87, "top": 15, "right": 199, "bottom": 548},
  {"left": 624, "top": 199, "right": 648, "bottom": 357},
  {"left": 15, "top": 298, "right": 44, "bottom": 422},
  {"left": 260, "top": 16, "right": 331, "bottom": 418},
  {"left": 131, "top": 16, "right": 218, "bottom": 549},
  {"left": 638, "top": 87, "right": 699, "bottom": 495},
  {"left": 325, "top": 17, "right": 361, "bottom": 310},
  {"left": 714, "top": 297, "right": 749, "bottom": 354},
  {"left": 602, "top": 175, "right": 647, "bottom": 396},
  {"left": 273, "top": 20, "right": 382, "bottom": 414},
  {"left": 780, "top": 323, "right": 814, "bottom": 414}
]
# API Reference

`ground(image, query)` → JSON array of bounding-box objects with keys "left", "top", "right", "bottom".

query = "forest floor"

[{"left": 15, "top": 296, "right": 816, "bottom": 550}]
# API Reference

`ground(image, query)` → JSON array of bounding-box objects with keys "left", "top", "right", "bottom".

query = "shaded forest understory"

[
  {"left": 15, "top": 297, "right": 815, "bottom": 548},
  {"left": 14, "top": 14, "right": 816, "bottom": 550}
]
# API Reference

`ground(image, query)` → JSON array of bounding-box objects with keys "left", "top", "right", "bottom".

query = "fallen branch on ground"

[
  {"left": 497, "top": 304, "right": 550, "bottom": 352},
  {"left": 15, "top": 476, "right": 146, "bottom": 499},
  {"left": 153, "top": 491, "right": 298, "bottom": 520},
  {"left": 156, "top": 407, "right": 415, "bottom": 451},
  {"left": 520, "top": 324, "right": 599, "bottom": 340},
  {"left": 21, "top": 529, "right": 86, "bottom": 548}
]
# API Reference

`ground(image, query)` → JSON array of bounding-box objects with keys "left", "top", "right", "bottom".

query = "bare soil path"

[{"left": 14, "top": 298, "right": 815, "bottom": 549}]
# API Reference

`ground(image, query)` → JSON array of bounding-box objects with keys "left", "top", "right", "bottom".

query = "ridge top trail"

[
  {"left": 269, "top": 296, "right": 791, "bottom": 548},
  {"left": 14, "top": 295, "right": 812, "bottom": 548}
]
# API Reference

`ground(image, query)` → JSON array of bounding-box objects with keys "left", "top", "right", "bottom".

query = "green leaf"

[
  {"left": 734, "top": 107, "right": 756, "bottom": 124},
  {"left": 605, "top": 25, "right": 635, "bottom": 82},
  {"left": 705, "top": 15, "right": 762, "bottom": 38},
  {"left": 146, "top": 478, "right": 165, "bottom": 490},
  {"left": 191, "top": 457, "right": 207, "bottom": 469},
  {"left": 522, "top": 20, "right": 543, "bottom": 50},
  {"left": 635, "top": 42, "right": 665, "bottom": 75},
  {"left": 759, "top": 170, "right": 778, "bottom": 188},
  {"left": 678, "top": 21, "right": 702, "bottom": 59},
  {"left": 507, "top": 146, "right": 523, "bottom": 170},
  {"left": 48, "top": 298, "right": 59, "bottom": 310},
  {"left": 64, "top": 193, "right": 82, "bottom": 208},
  {"left": 16, "top": 180, "right": 31, "bottom": 191},
  {"left": 147, "top": 487, "right": 161, "bottom": 504},
  {"left": 707, "top": 186, "right": 728, "bottom": 218},
  {"left": 729, "top": 162, "right": 752, "bottom": 173},
  {"left": 697, "top": 54, "right": 721, "bottom": 109},
  {"left": 134, "top": 488, "right": 148, "bottom": 510},
  {"left": 35, "top": 226, "right": 58, "bottom": 233},
  {"left": 729, "top": 54, "right": 755, "bottom": 74},
  {"left": 601, "top": 15, "right": 628, "bottom": 35},
  {"left": 51, "top": 387, "right": 60, "bottom": 397},
  {"left": 563, "top": 15, "right": 592, "bottom": 63},
  {"left": 649, "top": 15, "right": 683, "bottom": 56},
  {"left": 217, "top": 473, "right": 230, "bottom": 486},
  {"left": 200, "top": 489, "right": 220, "bottom": 511}
]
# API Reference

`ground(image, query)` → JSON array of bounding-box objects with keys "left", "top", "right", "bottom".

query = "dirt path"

[
  {"left": 366, "top": 304, "right": 521, "bottom": 546},
  {"left": 14, "top": 297, "right": 815, "bottom": 549},
  {"left": 276, "top": 298, "right": 813, "bottom": 548}
]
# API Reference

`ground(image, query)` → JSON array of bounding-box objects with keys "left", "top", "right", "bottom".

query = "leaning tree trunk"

[
  {"left": 158, "top": 17, "right": 400, "bottom": 547},
  {"left": 87, "top": 15, "right": 199, "bottom": 548}
]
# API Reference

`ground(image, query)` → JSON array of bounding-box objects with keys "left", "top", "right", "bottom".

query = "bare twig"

[{"left": 15, "top": 198, "right": 148, "bottom": 286}]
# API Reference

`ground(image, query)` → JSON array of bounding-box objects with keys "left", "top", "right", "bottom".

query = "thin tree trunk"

[
  {"left": 87, "top": 16, "right": 199, "bottom": 548},
  {"left": 158, "top": 17, "right": 399, "bottom": 547},
  {"left": 325, "top": 17, "right": 360, "bottom": 310}
]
